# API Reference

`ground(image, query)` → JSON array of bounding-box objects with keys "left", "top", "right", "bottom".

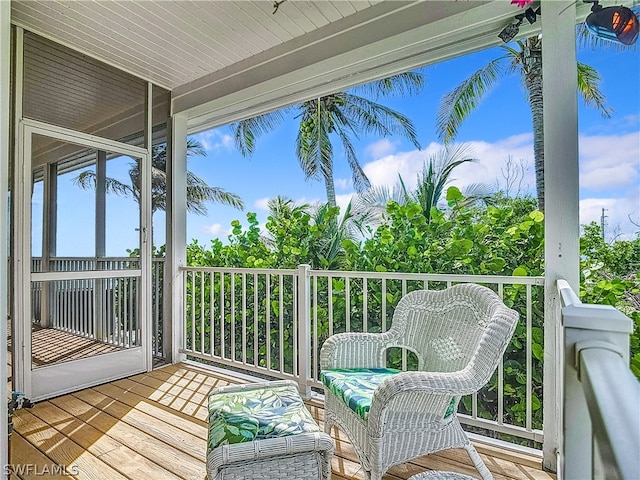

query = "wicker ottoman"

[
  {"left": 206, "top": 380, "right": 334, "bottom": 480},
  {"left": 409, "top": 472, "right": 478, "bottom": 480}
]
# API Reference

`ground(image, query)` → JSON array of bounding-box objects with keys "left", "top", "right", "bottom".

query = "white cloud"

[
  {"left": 580, "top": 194, "right": 639, "bottom": 241},
  {"left": 365, "top": 139, "right": 398, "bottom": 158},
  {"left": 360, "top": 130, "right": 640, "bottom": 238},
  {"left": 193, "top": 130, "right": 234, "bottom": 154},
  {"left": 579, "top": 132, "right": 640, "bottom": 191},
  {"left": 254, "top": 197, "right": 271, "bottom": 211},
  {"left": 202, "top": 223, "right": 223, "bottom": 235},
  {"left": 363, "top": 136, "right": 536, "bottom": 195},
  {"left": 335, "top": 178, "right": 351, "bottom": 191},
  {"left": 336, "top": 193, "right": 356, "bottom": 214}
]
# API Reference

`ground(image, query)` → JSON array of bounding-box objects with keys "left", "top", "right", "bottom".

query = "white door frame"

[{"left": 14, "top": 118, "right": 152, "bottom": 401}]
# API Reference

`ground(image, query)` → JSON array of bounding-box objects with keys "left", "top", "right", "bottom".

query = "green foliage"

[
  {"left": 580, "top": 222, "right": 640, "bottom": 378},
  {"left": 180, "top": 194, "right": 638, "bottom": 445}
]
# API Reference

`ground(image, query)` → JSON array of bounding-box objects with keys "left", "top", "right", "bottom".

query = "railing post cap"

[{"left": 562, "top": 303, "right": 633, "bottom": 333}]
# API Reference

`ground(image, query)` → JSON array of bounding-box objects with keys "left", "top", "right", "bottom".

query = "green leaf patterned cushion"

[
  {"left": 320, "top": 368, "right": 401, "bottom": 419},
  {"left": 321, "top": 368, "right": 458, "bottom": 420},
  {"left": 207, "top": 383, "right": 320, "bottom": 452}
]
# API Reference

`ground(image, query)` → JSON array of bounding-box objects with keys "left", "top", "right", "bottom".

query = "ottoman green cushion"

[{"left": 207, "top": 383, "right": 320, "bottom": 452}]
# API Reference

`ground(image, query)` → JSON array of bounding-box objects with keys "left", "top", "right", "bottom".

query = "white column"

[
  {"left": 141, "top": 82, "right": 153, "bottom": 371},
  {"left": 541, "top": 0, "right": 580, "bottom": 474},
  {"left": 0, "top": 0, "right": 11, "bottom": 469},
  {"left": 94, "top": 151, "right": 106, "bottom": 340},
  {"left": 297, "top": 264, "right": 312, "bottom": 399},
  {"left": 167, "top": 115, "right": 187, "bottom": 363},
  {"left": 41, "top": 163, "right": 57, "bottom": 328}
]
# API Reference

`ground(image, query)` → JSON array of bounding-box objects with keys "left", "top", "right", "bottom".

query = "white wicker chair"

[{"left": 320, "top": 283, "right": 519, "bottom": 480}]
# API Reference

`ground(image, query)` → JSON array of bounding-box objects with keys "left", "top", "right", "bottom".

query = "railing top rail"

[
  {"left": 32, "top": 256, "right": 150, "bottom": 262},
  {"left": 180, "top": 265, "right": 544, "bottom": 285},
  {"left": 308, "top": 270, "right": 544, "bottom": 285},
  {"left": 557, "top": 279, "right": 581, "bottom": 307},
  {"left": 181, "top": 266, "right": 298, "bottom": 275},
  {"left": 579, "top": 347, "right": 640, "bottom": 479}
]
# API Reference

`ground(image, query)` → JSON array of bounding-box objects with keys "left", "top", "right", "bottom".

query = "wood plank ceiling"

[{"left": 11, "top": 0, "right": 381, "bottom": 91}]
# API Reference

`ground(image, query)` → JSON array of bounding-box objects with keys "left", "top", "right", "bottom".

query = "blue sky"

[
  {"left": 45, "top": 35, "right": 639, "bottom": 257},
  {"left": 185, "top": 41, "right": 639, "bottom": 248}
]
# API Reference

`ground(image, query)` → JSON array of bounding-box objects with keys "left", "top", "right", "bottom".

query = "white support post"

[
  {"left": 1, "top": 0, "right": 11, "bottom": 469},
  {"left": 41, "top": 163, "right": 57, "bottom": 328},
  {"left": 297, "top": 264, "right": 312, "bottom": 399},
  {"left": 541, "top": 0, "right": 580, "bottom": 474},
  {"left": 141, "top": 82, "right": 153, "bottom": 371},
  {"left": 95, "top": 151, "right": 106, "bottom": 340},
  {"left": 167, "top": 115, "right": 188, "bottom": 363}
]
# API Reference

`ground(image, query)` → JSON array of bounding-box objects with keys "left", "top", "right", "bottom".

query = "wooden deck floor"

[{"left": 10, "top": 362, "right": 555, "bottom": 480}]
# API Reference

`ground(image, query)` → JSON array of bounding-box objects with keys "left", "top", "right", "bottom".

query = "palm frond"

[
  {"left": 353, "top": 71, "right": 425, "bottom": 99},
  {"left": 73, "top": 170, "right": 133, "bottom": 197},
  {"left": 334, "top": 124, "right": 370, "bottom": 193},
  {"left": 185, "top": 173, "right": 244, "bottom": 215},
  {"left": 340, "top": 93, "right": 421, "bottom": 149},
  {"left": 436, "top": 57, "right": 507, "bottom": 144},
  {"left": 231, "top": 110, "right": 287, "bottom": 157},
  {"left": 577, "top": 61, "right": 612, "bottom": 118}
]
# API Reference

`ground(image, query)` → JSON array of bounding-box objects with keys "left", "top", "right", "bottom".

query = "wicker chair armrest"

[
  {"left": 320, "top": 332, "right": 390, "bottom": 369},
  {"left": 367, "top": 369, "right": 477, "bottom": 434}
]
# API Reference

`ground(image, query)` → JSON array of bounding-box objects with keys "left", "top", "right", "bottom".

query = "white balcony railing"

[
  {"left": 31, "top": 257, "right": 165, "bottom": 357},
  {"left": 559, "top": 279, "right": 639, "bottom": 480},
  {"left": 181, "top": 265, "right": 546, "bottom": 446}
]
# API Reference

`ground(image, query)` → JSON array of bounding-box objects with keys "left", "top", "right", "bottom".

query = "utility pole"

[{"left": 600, "top": 208, "right": 607, "bottom": 240}]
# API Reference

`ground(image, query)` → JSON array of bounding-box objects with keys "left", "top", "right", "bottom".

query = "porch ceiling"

[
  {"left": 10, "top": 0, "right": 603, "bottom": 133},
  {"left": 11, "top": 0, "right": 384, "bottom": 91},
  {"left": 10, "top": 0, "right": 504, "bottom": 128}
]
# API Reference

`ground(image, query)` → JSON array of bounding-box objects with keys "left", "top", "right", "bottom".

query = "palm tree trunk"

[
  {"left": 324, "top": 164, "right": 337, "bottom": 208},
  {"left": 523, "top": 36, "right": 545, "bottom": 213}
]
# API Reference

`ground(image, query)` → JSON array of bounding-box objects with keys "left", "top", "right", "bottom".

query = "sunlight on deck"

[{"left": 10, "top": 363, "right": 555, "bottom": 480}]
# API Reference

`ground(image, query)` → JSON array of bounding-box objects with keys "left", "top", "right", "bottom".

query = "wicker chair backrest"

[{"left": 387, "top": 284, "right": 516, "bottom": 374}]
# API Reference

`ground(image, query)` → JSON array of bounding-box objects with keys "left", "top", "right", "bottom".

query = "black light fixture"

[
  {"left": 498, "top": 7, "right": 541, "bottom": 43},
  {"left": 584, "top": 1, "right": 639, "bottom": 46}
]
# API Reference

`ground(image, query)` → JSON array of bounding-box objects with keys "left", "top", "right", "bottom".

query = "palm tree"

[
  {"left": 74, "top": 138, "right": 243, "bottom": 215},
  {"left": 436, "top": 35, "right": 612, "bottom": 212},
  {"left": 232, "top": 73, "right": 425, "bottom": 207},
  {"left": 264, "top": 196, "right": 359, "bottom": 269},
  {"left": 353, "top": 144, "right": 493, "bottom": 228}
]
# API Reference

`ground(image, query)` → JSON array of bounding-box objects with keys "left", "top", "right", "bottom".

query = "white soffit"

[
  {"left": 11, "top": 0, "right": 617, "bottom": 134},
  {"left": 10, "top": 0, "right": 381, "bottom": 91}
]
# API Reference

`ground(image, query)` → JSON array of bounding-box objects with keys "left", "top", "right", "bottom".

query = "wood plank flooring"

[{"left": 10, "top": 363, "right": 555, "bottom": 480}]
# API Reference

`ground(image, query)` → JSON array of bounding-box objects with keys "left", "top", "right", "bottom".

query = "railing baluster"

[
  {"left": 313, "top": 275, "right": 318, "bottom": 383},
  {"left": 279, "top": 274, "right": 284, "bottom": 375},
  {"left": 266, "top": 273, "right": 271, "bottom": 371},
  {"left": 242, "top": 272, "right": 247, "bottom": 364},
  {"left": 328, "top": 275, "right": 334, "bottom": 336},
  {"left": 254, "top": 273, "right": 259, "bottom": 367},
  {"left": 220, "top": 272, "right": 225, "bottom": 359},
  {"left": 209, "top": 272, "right": 216, "bottom": 356},
  {"left": 382, "top": 278, "right": 387, "bottom": 333},
  {"left": 231, "top": 272, "right": 236, "bottom": 362},
  {"left": 498, "top": 282, "right": 504, "bottom": 425},
  {"left": 345, "top": 276, "right": 351, "bottom": 332},
  {"left": 200, "top": 270, "right": 205, "bottom": 354},
  {"left": 526, "top": 283, "right": 533, "bottom": 432},
  {"left": 363, "top": 277, "right": 368, "bottom": 333}
]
